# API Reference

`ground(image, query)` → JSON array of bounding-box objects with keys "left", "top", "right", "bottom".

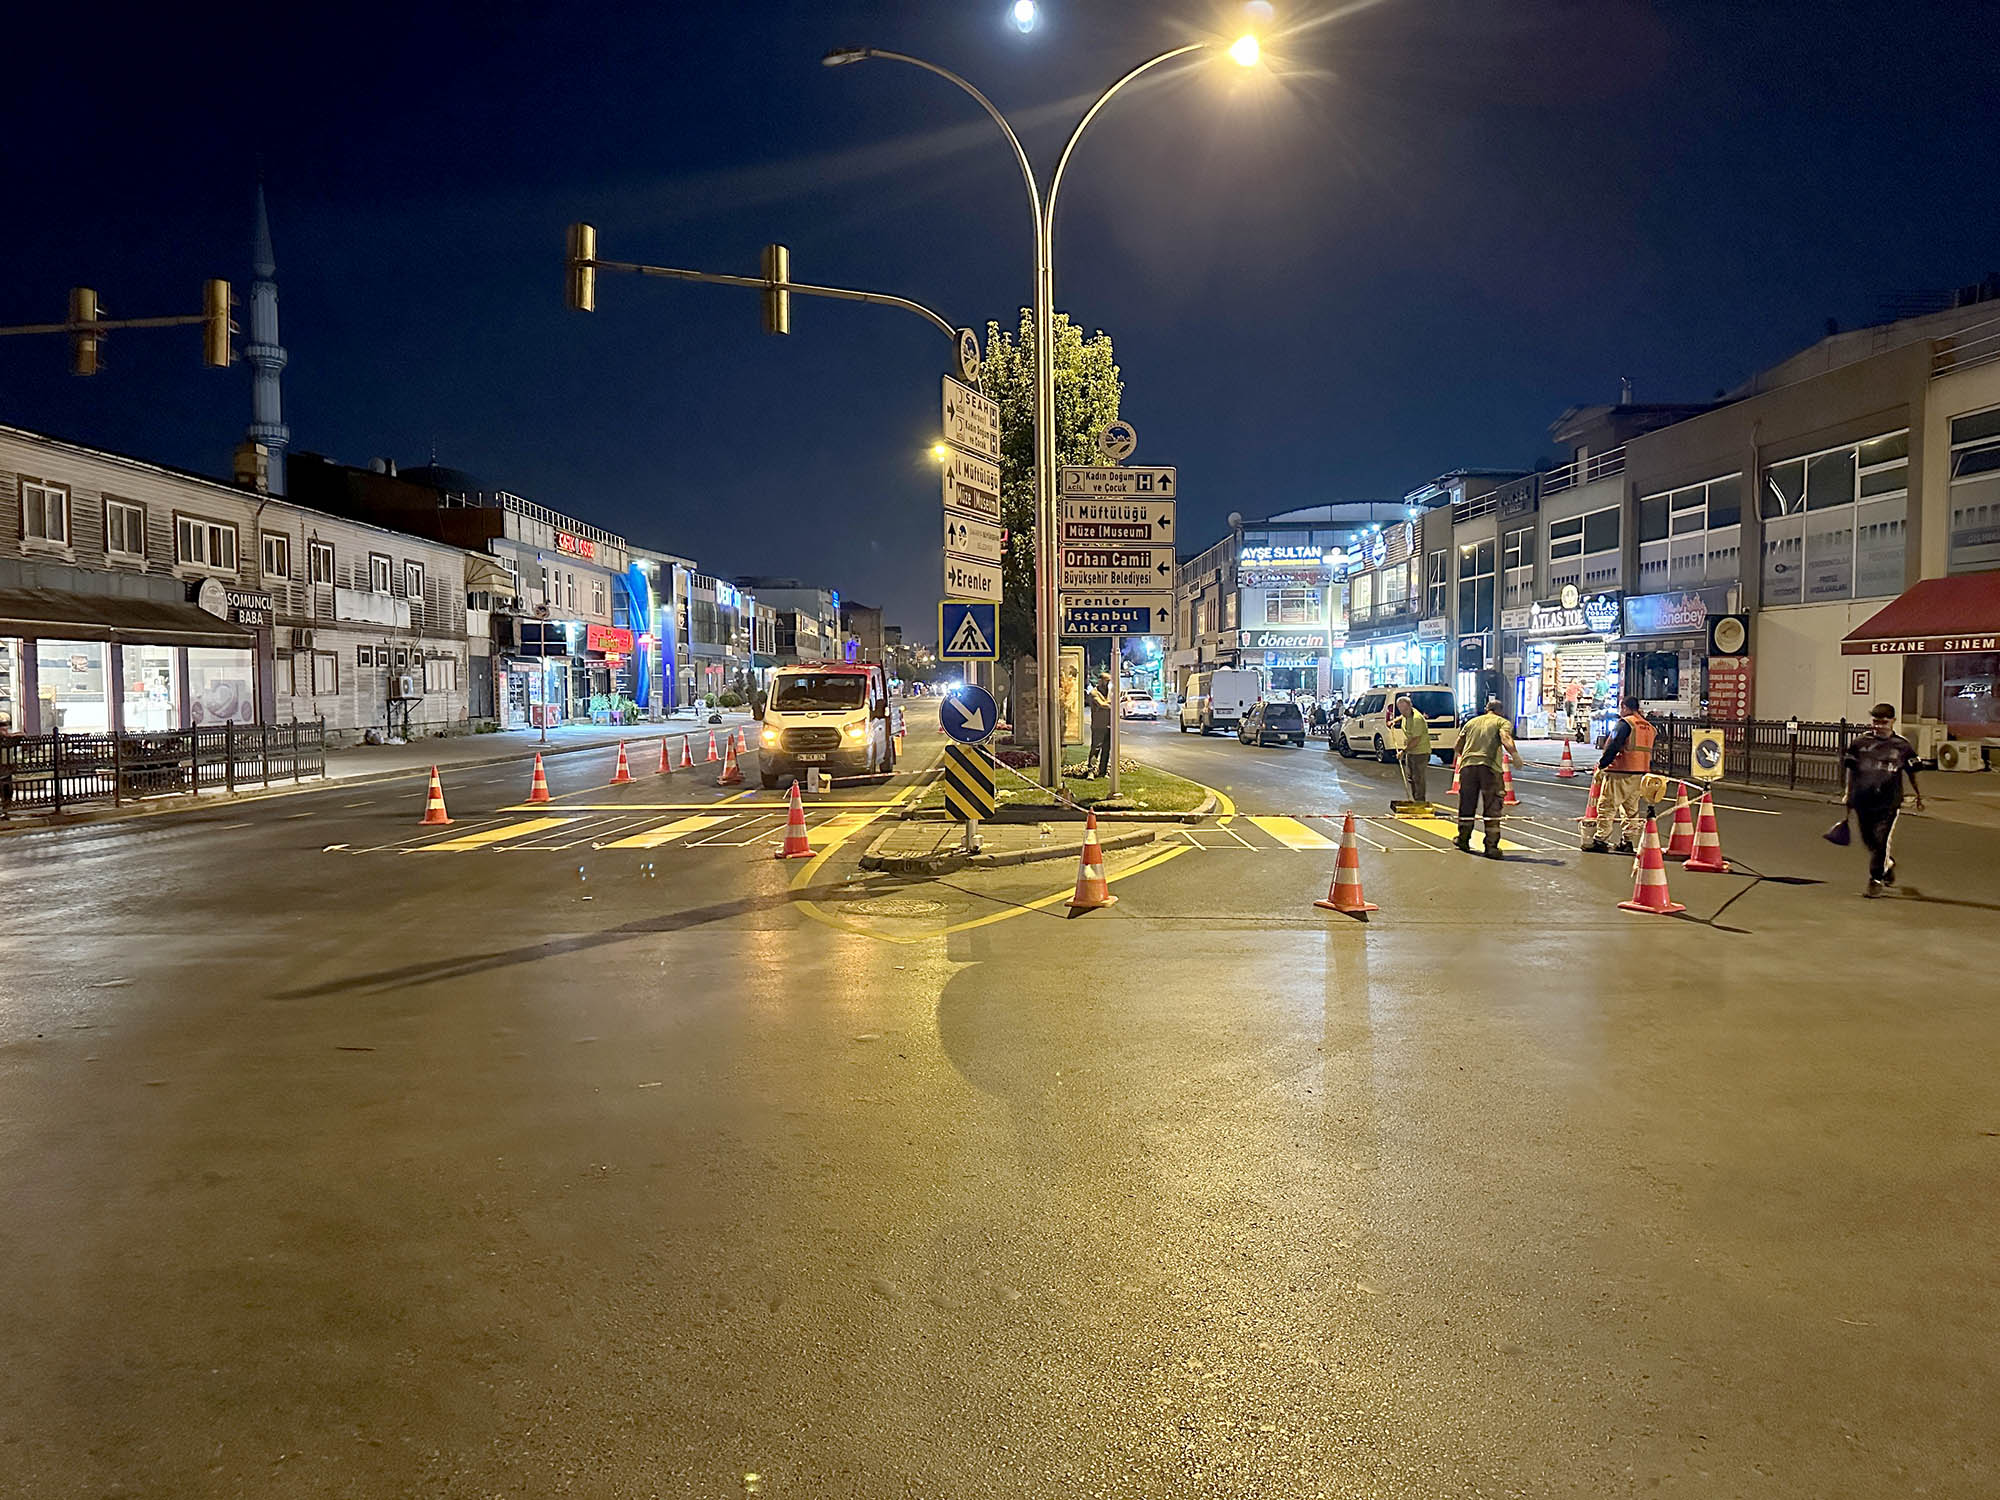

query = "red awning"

[{"left": 1842, "top": 575, "right": 2000, "bottom": 655}]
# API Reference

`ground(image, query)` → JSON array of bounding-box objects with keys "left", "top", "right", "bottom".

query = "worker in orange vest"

[{"left": 1584, "top": 694, "right": 1655, "bottom": 855}]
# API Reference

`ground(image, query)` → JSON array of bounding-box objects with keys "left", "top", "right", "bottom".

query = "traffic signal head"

[
  {"left": 565, "top": 222, "right": 596, "bottom": 312},
  {"left": 69, "top": 287, "right": 100, "bottom": 376},
  {"left": 761, "top": 243, "right": 790, "bottom": 335},
  {"left": 202, "top": 279, "right": 235, "bottom": 368}
]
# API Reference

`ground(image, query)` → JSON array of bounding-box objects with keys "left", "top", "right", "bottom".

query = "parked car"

[
  {"left": 1238, "top": 699, "right": 1307, "bottom": 747},
  {"left": 1332, "top": 686, "right": 1461, "bottom": 763},
  {"left": 1179, "top": 668, "right": 1263, "bottom": 735},
  {"left": 1121, "top": 690, "right": 1159, "bottom": 720}
]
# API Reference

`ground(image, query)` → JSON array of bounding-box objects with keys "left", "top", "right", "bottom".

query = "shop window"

[
  {"left": 187, "top": 648, "right": 256, "bottom": 725},
  {"left": 176, "top": 515, "right": 238, "bottom": 573},
  {"left": 124, "top": 644, "right": 179, "bottom": 731},
  {"left": 105, "top": 498, "right": 146, "bottom": 560},
  {"left": 37, "top": 640, "right": 107, "bottom": 731},
  {"left": 21, "top": 478, "right": 70, "bottom": 546},
  {"left": 1760, "top": 433, "right": 1906, "bottom": 602},
  {"left": 308, "top": 539, "right": 334, "bottom": 586},
  {"left": 1628, "top": 650, "right": 1680, "bottom": 702},
  {"left": 263, "top": 532, "right": 290, "bottom": 580}
]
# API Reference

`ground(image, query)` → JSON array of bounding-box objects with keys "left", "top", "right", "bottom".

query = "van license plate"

[{"left": 796, "top": 752, "right": 827, "bottom": 763}]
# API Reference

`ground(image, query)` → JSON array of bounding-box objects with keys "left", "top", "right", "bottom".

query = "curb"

[
  {"left": 0, "top": 721, "right": 747, "bottom": 838},
  {"left": 860, "top": 824, "right": 1157, "bottom": 876}
]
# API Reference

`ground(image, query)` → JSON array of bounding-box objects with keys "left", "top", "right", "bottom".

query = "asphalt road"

[{"left": 2, "top": 712, "right": 1996, "bottom": 1497}]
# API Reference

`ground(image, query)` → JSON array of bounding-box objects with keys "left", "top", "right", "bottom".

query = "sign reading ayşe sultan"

[{"left": 555, "top": 530, "right": 597, "bottom": 562}]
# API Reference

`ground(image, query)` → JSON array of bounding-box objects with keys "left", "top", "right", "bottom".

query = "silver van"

[{"left": 1332, "top": 685, "right": 1461, "bottom": 763}]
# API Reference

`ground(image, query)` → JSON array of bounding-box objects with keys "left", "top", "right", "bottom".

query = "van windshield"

[
  {"left": 772, "top": 674, "right": 867, "bottom": 710},
  {"left": 1409, "top": 691, "right": 1456, "bottom": 718}
]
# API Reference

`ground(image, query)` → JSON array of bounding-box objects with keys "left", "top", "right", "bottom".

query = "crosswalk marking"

[
  {"left": 810, "top": 811, "right": 878, "bottom": 850},
  {"left": 603, "top": 815, "right": 729, "bottom": 849},
  {"left": 416, "top": 817, "right": 573, "bottom": 851},
  {"left": 1401, "top": 815, "right": 1532, "bottom": 853},
  {"left": 1248, "top": 816, "right": 1338, "bottom": 850}
]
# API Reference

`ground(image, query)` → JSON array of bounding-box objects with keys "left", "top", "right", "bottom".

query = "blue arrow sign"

[{"left": 939, "top": 684, "right": 999, "bottom": 745}]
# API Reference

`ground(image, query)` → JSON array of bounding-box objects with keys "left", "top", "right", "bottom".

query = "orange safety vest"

[{"left": 1611, "top": 712, "right": 1656, "bottom": 773}]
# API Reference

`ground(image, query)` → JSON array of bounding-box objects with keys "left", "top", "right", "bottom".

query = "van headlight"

[
  {"left": 760, "top": 727, "right": 779, "bottom": 745},
  {"left": 842, "top": 722, "right": 867, "bottom": 742}
]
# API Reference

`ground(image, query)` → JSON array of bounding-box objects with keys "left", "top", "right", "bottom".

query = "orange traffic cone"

[
  {"left": 1663, "top": 786, "right": 1696, "bottom": 859},
  {"left": 1578, "top": 768, "right": 1603, "bottom": 825},
  {"left": 774, "top": 781, "right": 812, "bottom": 859},
  {"left": 418, "top": 765, "right": 452, "bottom": 825},
  {"left": 1314, "top": 812, "right": 1378, "bottom": 919},
  {"left": 658, "top": 737, "right": 672, "bottom": 775},
  {"left": 716, "top": 736, "right": 744, "bottom": 786},
  {"left": 1449, "top": 759, "right": 1461, "bottom": 796},
  {"left": 1558, "top": 740, "right": 1577, "bottom": 778},
  {"left": 1683, "top": 790, "right": 1731, "bottom": 873},
  {"left": 610, "top": 742, "right": 634, "bottom": 784},
  {"left": 527, "top": 752, "right": 551, "bottom": 803},
  {"left": 679, "top": 736, "right": 695, "bottom": 770},
  {"left": 1066, "top": 812, "right": 1117, "bottom": 914},
  {"left": 1617, "top": 817, "right": 1685, "bottom": 915},
  {"left": 736, "top": 728, "right": 749, "bottom": 755},
  {"left": 706, "top": 731, "right": 719, "bottom": 763},
  {"left": 1502, "top": 758, "right": 1520, "bottom": 806}
]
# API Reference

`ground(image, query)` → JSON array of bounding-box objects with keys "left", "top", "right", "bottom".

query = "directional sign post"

[
  {"left": 944, "top": 512, "right": 1004, "bottom": 566},
  {"left": 942, "top": 376, "right": 1000, "bottom": 460},
  {"left": 1059, "top": 498, "right": 1175, "bottom": 546},
  {"left": 1060, "top": 466, "right": 1175, "bottom": 498},
  {"left": 939, "top": 683, "right": 998, "bottom": 746},
  {"left": 1062, "top": 599, "right": 1172, "bottom": 636},
  {"left": 941, "top": 449, "right": 1001, "bottom": 524},
  {"left": 938, "top": 601, "right": 998, "bottom": 662},
  {"left": 943, "top": 555, "right": 1003, "bottom": 603}
]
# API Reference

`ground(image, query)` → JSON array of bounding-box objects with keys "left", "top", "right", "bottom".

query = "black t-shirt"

[{"left": 1843, "top": 731, "right": 1918, "bottom": 802}]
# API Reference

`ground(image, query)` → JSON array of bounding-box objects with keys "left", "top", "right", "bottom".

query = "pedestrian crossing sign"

[
  {"left": 941, "top": 744, "right": 997, "bottom": 822},
  {"left": 939, "top": 600, "right": 999, "bottom": 661}
]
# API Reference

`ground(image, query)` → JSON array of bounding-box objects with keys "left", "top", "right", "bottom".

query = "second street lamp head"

[
  {"left": 1228, "top": 34, "right": 1261, "bottom": 67},
  {"left": 821, "top": 47, "right": 869, "bottom": 67}
]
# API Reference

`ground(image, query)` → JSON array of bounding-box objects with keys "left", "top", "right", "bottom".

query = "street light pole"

[{"left": 827, "top": 37, "right": 1253, "bottom": 784}]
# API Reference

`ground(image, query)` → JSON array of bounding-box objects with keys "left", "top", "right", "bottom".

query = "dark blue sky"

[{"left": 4, "top": 1, "right": 1995, "bottom": 630}]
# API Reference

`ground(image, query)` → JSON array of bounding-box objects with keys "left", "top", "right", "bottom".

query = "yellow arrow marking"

[
  {"left": 415, "top": 816, "right": 573, "bottom": 851},
  {"left": 603, "top": 815, "right": 729, "bottom": 849},
  {"left": 1247, "top": 815, "right": 1337, "bottom": 850}
]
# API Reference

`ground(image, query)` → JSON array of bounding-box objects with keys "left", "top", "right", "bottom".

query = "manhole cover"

[{"left": 845, "top": 897, "right": 947, "bottom": 918}]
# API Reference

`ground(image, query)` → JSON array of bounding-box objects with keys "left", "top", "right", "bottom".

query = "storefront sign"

[
  {"left": 585, "top": 623, "right": 634, "bottom": 655},
  {"left": 1842, "top": 633, "right": 2000, "bottom": 655},
  {"left": 1500, "top": 607, "right": 1532, "bottom": 632},
  {"left": 1523, "top": 592, "right": 1620, "bottom": 637},
  {"left": 1240, "top": 629, "right": 1330, "bottom": 651},
  {"left": 1417, "top": 617, "right": 1448, "bottom": 642},
  {"left": 1708, "top": 656, "right": 1754, "bottom": 721},
  {"left": 1239, "top": 544, "right": 1325, "bottom": 563},
  {"left": 1622, "top": 590, "right": 1708, "bottom": 637},
  {"left": 555, "top": 530, "right": 598, "bottom": 562},
  {"left": 225, "top": 588, "right": 273, "bottom": 626}
]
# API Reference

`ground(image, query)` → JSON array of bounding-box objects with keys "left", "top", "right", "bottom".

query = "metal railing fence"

[{"left": 1, "top": 719, "right": 327, "bottom": 814}]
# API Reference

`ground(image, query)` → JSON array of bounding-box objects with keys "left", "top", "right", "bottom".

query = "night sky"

[{"left": 4, "top": 0, "right": 1995, "bottom": 632}]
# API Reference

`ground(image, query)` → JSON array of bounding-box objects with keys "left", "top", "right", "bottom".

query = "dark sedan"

[{"left": 1237, "top": 700, "right": 1307, "bottom": 747}]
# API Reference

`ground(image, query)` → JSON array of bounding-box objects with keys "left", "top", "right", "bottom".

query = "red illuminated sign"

[
  {"left": 555, "top": 531, "right": 598, "bottom": 562},
  {"left": 585, "top": 623, "right": 634, "bottom": 655}
]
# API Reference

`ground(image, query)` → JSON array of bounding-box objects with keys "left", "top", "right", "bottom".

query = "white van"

[
  {"left": 1333, "top": 685, "right": 1461, "bottom": 763},
  {"left": 1179, "top": 668, "right": 1263, "bottom": 735},
  {"left": 755, "top": 662, "right": 895, "bottom": 787}
]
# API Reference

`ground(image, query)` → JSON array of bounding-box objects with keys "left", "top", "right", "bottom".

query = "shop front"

[
  {"left": 1235, "top": 544, "right": 1344, "bottom": 702},
  {"left": 1619, "top": 586, "right": 1732, "bottom": 719},
  {"left": 0, "top": 588, "right": 259, "bottom": 734},
  {"left": 1337, "top": 634, "right": 1419, "bottom": 701},
  {"left": 1240, "top": 627, "right": 1340, "bottom": 700},
  {"left": 1842, "top": 573, "right": 2000, "bottom": 742},
  {"left": 1504, "top": 590, "right": 1622, "bottom": 739}
]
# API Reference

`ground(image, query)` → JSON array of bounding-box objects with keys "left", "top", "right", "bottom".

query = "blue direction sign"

[
  {"left": 938, "top": 600, "right": 999, "bottom": 661},
  {"left": 1062, "top": 603, "right": 1167, "bottom": 636},
  {"left": 939, "top": 684, "right": 999, "bottom": 745}
]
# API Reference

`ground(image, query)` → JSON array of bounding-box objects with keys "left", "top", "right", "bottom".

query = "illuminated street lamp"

[{"left": 825, "top": 32, "right": 1263, "bottom": 783}]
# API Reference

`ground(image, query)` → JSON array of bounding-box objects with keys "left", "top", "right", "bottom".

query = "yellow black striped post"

[{"left": 941, "top": 744, "right": 997, "bottom": 823}]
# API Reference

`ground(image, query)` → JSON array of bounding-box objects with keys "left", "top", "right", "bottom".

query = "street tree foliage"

[{"left": 979, "top": 310, "right": 1123, "bottom": 667}]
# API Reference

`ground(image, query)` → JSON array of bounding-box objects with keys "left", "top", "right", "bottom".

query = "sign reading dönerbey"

[{"left": 1058, "top": 498, "right": 1175, "bottom": 546}]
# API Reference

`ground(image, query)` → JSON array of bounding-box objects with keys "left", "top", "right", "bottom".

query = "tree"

[{"left": 978, "top": 310, "right": 1123, "bottom": 672}]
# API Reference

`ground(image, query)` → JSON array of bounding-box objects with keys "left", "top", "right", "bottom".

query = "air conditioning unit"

[
  {"left": 1907, "top": 721, "right": 1948, "bottom": 761},
  {"left": 1934, "top": 739, "right": 1987, "bottom": 773},
  {"left": 394, "top": 673, "right": 417, "bottom": 700},
  {"left": 291, "top": 627, "right": 314, "bottom": 650}
]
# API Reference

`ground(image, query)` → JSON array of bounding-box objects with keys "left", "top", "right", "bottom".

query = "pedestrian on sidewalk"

[
  {"left": 1395, "top": 693, "right": 1431, "bottom": 807},
  {"left": 1843, "top": 702, "right": 1924, "bottom": 897},
  {"left": 1455, "top": 697, "right": 1521, "bottom": 858},
  {"left": 0, "top": 710, "right": 16, "bottom": 819},
  {"left": 1084, "top": 671, "right": 1113, "bottom": 778},
  {"left": 1585, "top": 695, "right": 1655, "bottom": 854}
]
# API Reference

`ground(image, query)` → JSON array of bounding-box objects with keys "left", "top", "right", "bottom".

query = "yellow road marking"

[
  {"left": 1248, "top": 815, "right": 1337, "bottom": 850},
  {"left": 809, "top": 811, "right": 878, "bottom": 850},
  {"left": 415, "top": 817, "right": 572, "bottom": 851},
  {"left": 504, "top": 800, "right": 906, "bottom": 813},
  {"left": 1402, "top": 815, "right": 1529, "bottom": 853},
  {"left": 603, "top": 815, "right": 728, "bottom": 849}
]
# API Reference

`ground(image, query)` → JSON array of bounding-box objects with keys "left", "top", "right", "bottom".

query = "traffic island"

[
  {"left": 861, "top": 818, "right": 1159, "bottom": 876},
  {"left": 909, "top": 753, "right": 1211, "bottom": 822}
]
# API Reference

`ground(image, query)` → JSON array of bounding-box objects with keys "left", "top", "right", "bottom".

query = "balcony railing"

[
  {"left": 1541, "top": 446, "right": 1626, "bottom": 497},
  {"left": 1933, "top": 314, "right": 2000, "bottom": 377}
]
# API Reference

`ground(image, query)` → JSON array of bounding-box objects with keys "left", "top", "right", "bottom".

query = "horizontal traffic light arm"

[
  {"left": 580, "top": 253, "right": 961, "bottom": 342},
  {"left": 0, "top": 311, "right": 212, "bottom": 337}
]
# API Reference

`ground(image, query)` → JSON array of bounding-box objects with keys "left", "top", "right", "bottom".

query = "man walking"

[
  {"left": 1843, "top": 702, "right": 1924, "bottom": 896},
  {"left": 1455, "top": 697, "right": 1522, "bottom": 858},
  {"left": 1084, "top": 670, "right": 1114, "bottom": 778},
  {"left": 1585, "top": 695, "right": 1655, "bottom": 855},
  {"left": 1395, "top": 693, "right": 1431, "bottom": 807}
]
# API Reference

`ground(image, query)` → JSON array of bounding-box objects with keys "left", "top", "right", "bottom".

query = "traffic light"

[
  {"left": 202, "top": 279, "right": 235, "bottom": 368},
  {"left": 761, "top": 243, "right": 790, "bottom": 335},
  {"left": 69, "top": 287, "right": 101, "bottom": 376},
  {"left": 565, "top": 222, "right": 596, "bottom": 312}
]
